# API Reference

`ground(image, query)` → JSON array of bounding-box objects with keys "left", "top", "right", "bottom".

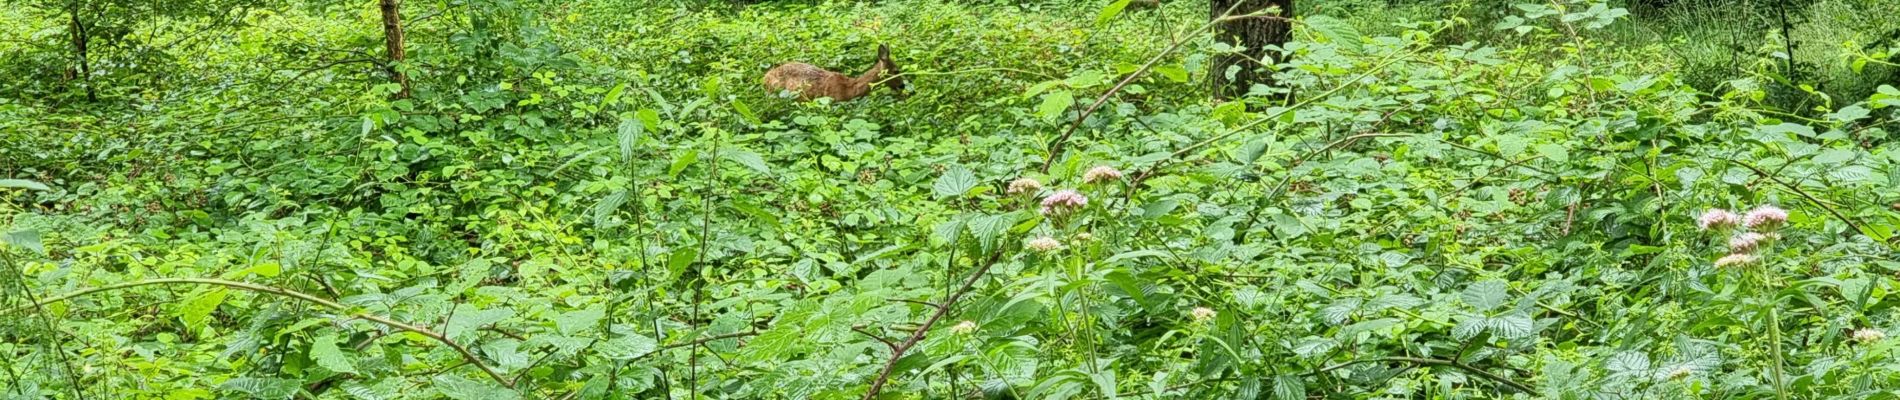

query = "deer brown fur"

[{"left": 764, "top": 44, "right": 906, "bottom": 101}]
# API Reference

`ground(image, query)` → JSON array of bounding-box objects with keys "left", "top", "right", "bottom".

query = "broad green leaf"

[
  {"left": 969, "top": 212, "right": 1017, "bottom": 252},
  {"left": 592, "top": 190, "right": 629, "bottom": 230},
  {"left": 0, "top": 179, "right": 50, "bottom": 191},
  {"left": 636, "top": 109, "right": 662, "bottom": 133},
  {"left": 1303, "top": 15, "right": 1363, "bottom": 54},
  {"left": 181, "top": 289, "right": 229, "bottom": 328},
  {"left": 444, "top": 307, "right": 515, "bottom": 340},
  {"left": 668, "top": 247, "right": 698, "bottom": 278},
  {"left": 2, "top": 230, "right": 43, "bottom": 254},
  {"left": 554, "top": 307, "right": 606, "bottom": 335},
  {"left": 1038, "top": 91, "right": 1075, "bottom": 124},
  {"left": 311, "top": 333, "right": 358, "bottom": 374},
  {"left": 731, "top": 98, "right": 761, "bottom": 125},
  {"left": 1488, "top": 313, "right": 1535, "bottom": 338},
  {"left": 668, "top": 149, "right": 699, "bottom": 178},
  {"left": 721, "top": 148, "right": 772, "bottom": 175},
  {"left": 433, "top": 374, "right": 519, "bottom": 400},
  {"left": 603, "top": 81, "right": 628, "bottom": 107},
  {"left": 1273, "top": 375, "right": 1304, "bottom": 400},
  {"left": 1534, "top": 143, "right": 1569, "bottom": 163},
  {"left": 933, "top": 166, "right": 978, "bottom": 199},
  {"left": 219, "top": 377, "right": 300, "bottom": 400},
  {"left": 1095, "top": 0, "right": 1132, "bottom": 25},
  {"left": 617, "top": 118, "right": 643, "bottom": 162},
  {"left": 1462, "top": 280, "right": 1510, "bottom": 310},
  {"left": 597, "top": 333, "right": 659, "bottom": 360}
]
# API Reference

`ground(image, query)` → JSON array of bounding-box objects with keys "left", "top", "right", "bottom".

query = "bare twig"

[
  {"left": 1040, "top": 4, "right": 1250, "bottom": 173},
  {"left": 1728, "top": 158, "right": 1880, "bottom": 244},
  {"left": 861, "top": 251, "right": 1007, "bottom": 400},
  {"left": 851, "top": 326, "right": 900, "bottom": 351}
]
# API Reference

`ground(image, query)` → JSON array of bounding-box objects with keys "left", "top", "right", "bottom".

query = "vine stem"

[
  {"left": 3, "top": 277, "right": 515, "bottom": 388},
  {"left": 861, "top": 250, "right": 1007, "bottom": 400}
]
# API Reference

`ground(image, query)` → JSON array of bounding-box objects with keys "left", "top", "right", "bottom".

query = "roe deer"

[{"left": 763, "top": 44, "right": 907, "bottom": 101}]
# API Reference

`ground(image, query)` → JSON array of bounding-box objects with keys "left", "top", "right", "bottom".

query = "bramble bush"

[{"left": 2, "top": 0, "right": 1898, "bottom": 399}]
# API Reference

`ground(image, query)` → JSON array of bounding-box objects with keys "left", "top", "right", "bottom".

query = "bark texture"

[
  {"left": 379, "top": 0, "right": 411, "bottom": 98},
  {"left": 1210, "top": 0, "right": 1292, "bottom": 101}
]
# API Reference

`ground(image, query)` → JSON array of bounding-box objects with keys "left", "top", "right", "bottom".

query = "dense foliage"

[{"left": 3, "top": 0, "right": 1898, "bottom": 399}]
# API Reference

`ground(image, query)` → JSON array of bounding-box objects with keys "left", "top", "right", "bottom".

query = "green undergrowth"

[{"left": 3, "top": 0, "right": 1900, "bottom": 399}]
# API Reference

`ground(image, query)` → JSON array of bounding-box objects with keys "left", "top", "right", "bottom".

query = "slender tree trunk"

[
  {"left": 1209, "top": 0, "right": 1291, "bottom": 102},
  {"left": 68, "top": 0, "right": 96, "bottom": 102},
  {"left": 379, "top": 0, "right": 411, "bottom": 98}
]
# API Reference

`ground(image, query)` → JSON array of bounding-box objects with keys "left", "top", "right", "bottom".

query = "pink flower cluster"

[
  {"left": 1083, "top": 165, "right": 1123, "bottom": 184},
  {"left": 1744, "top": 205, "right": 1788, "bottom": 231},
  {"left": 1040, "top": 190, "right": 1087, "bottom": 215},
  {"left": 1697, "top": 205, "right": 1790, "bottom": 269}
]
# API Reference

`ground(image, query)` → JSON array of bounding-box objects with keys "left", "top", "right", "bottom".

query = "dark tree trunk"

[
  {"left": 1209, "top": 0, "right": 1291, "bottom": 101},
  {"left": 379, "top": 0, "right": 411, "bottom": 99},
  {"left": 68, "top": 1, "right": 96, "bottom": 102}
]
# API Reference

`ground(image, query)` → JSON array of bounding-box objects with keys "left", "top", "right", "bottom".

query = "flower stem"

[{"left": 1761, "top": 271, "right": 1788, "bottom": 400}]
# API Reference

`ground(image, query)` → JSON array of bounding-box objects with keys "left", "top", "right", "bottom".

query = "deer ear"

[{"left": 878, "top": 44, "right": 891, "bottom": 58}]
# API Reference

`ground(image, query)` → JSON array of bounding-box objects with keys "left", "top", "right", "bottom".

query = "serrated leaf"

[
  {"left": 667, "top": 247, "right": 697, "bottom": 279},
  {"left": 1155, "top": 65, "right": 1189, "bottom": 83},
  {"left": 219, "top": 377, "right": 300, "bottom": 400},
  {"left": 597, "top": 333, "right": 659, "bottom": 360},
  {"left": 1291, "top": 337, "right": 1337, "bottom": 358},
  {"left": 1493, "top": 135, "right": 1528, "bottom": 158},
  {"left": 444, "top": 307, "right": 515, "bottom": 340},
  {"left": 553, "top": 307, "right": 605, "bottom": 335},
  {"left": 1462, "top": 280, "right": 1510, "bottom": 310},
  {"left": 1488, "top": 313, "right": 1535, "bottom": 338},
  {"left": 1534, "top": 143, "right": 1569, "bottom": 162},
  {"left": 342, "top": 381, "right": 396, "bottom": 400},
  {"left": 1607, "top": 351, "right": 1650, "bottom": 376},
  {"left": 731, "top": 98, "right": 760, "bottom": 125},
  {"left": 616, "top": 118, "right": 643, "bottom": 162},
  {"left": 1303, "top": 15, "right": 1362, "bottom": 54},
  {"left": 1828, "top": 165, "right": 1874, "bottom": 183},
  {"left": 0, "top": 179, "right": 50, "bottom": 191},
  {"left": 933, "top": 166, "right": 978, "bottom": 199},
  {"left": 933, "top": 217, "right": 966, "bottom": 245},
  {"left": 721, "top": 148, "right": 772, "bottom": 175},
  {"left": 1453, "top": 316, "right": 1488, "bottom": 340},
  {"left": 969, "top": 212, "right": 1017, "bottom": 252},
  {"left": 592, "top": 190, "right": 629, "bottom": 230},
  {"left": 311, "top": 333, "right": 358, "bottom": 374},
  {"left": 1319, "top": 298, "right": 1362, "bottom": 325},
  {"left": 433, "top": 374, "right": 519, "bottom": 400},
  {"left": 1273, "top": 375, "right": 1304, "bottom": 400}
]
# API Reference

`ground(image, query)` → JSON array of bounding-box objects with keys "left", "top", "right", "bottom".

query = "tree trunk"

[
  {"left": 379, "top": 0, "right": 411, "bottom": 99},
  {"left": 1209, "top": 0, "right": 1291, "bottom": 102},
  {"left": 68, "top": 1, "right": 96, "bottom": 102}
]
